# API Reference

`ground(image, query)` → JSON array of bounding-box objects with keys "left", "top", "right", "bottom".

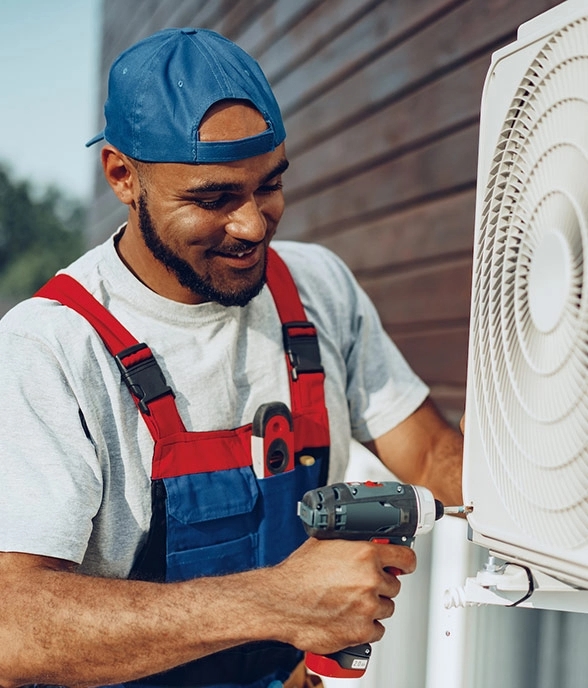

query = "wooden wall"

[{"left": 88, "top": 0, "right": 564, "bottom": 426}]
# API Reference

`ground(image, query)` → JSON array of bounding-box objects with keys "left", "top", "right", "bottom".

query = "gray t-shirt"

[{"left": 0, "top": 236, "right": 428, "bottom": 578}]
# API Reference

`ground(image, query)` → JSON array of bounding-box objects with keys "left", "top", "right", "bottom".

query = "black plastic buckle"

[
  {"left": 115, "top": 343, "right": 174, "bottom": 414},
  {"left": 282, "top": 322, "right": 324, "bottom": 381}
]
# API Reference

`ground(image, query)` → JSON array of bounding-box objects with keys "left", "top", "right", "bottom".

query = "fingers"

[
  {"left": 271, "top": 538, "right": 418, "bottom": 655},
  {"left": 375, "top": 541, "right": 417, "bottom": 576},
  {"left": 374, "top": 596, "right": 395, "bottom": 623}
]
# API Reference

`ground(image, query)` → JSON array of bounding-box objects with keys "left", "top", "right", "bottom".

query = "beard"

[{"left": 137, "top": 193, "right": 267, "bottom": 307}]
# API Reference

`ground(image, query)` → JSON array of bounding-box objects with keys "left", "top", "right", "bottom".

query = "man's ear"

[{"left": 101, "top": 145, "right": 140, "bottom": 206}]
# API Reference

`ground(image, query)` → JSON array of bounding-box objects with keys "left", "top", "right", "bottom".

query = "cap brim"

[{"left": 85, "top": 131, "right": 105, "bottom": 148}]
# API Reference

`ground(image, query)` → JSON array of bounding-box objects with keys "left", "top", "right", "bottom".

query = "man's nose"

[{"left": 225, "top": 197, "right": 267, "bottom": 242}]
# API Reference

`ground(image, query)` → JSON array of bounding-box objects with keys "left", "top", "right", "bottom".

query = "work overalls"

[{"left": 36, "top": 248, "right": 330, "bottom": 688}]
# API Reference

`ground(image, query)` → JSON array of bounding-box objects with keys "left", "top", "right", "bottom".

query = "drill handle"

[{"left": 305, "top": 644, "right": 371, "bottom": 678}]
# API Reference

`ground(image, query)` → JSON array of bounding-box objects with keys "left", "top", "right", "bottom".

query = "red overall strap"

[
  {"left": 35, "top": 274, "right": 186, "bottom": 439},
  {"left": 266, "top": 249, "right": 330, "bottom": 451}
]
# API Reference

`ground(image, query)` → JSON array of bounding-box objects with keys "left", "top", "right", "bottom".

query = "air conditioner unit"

[{"left": 463, "top": 0, "right": 588, "bottom": 590}]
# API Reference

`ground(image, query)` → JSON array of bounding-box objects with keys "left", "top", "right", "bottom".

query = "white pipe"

[{"left": 424, "top": 515, "right": 471, "bottom": 688}]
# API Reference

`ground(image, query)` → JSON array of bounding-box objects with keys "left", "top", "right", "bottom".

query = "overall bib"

[{"left": 36, "top": 248, "right": 330, "bottom": 688}]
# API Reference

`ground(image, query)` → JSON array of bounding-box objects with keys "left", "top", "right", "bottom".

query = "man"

[{"left": 0, "top": 28, "right": 463, "bottom": 688}]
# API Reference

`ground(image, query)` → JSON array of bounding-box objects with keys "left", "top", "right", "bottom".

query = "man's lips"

[{"left": 213, "top": 244, "right": 262, "bottom": 267}]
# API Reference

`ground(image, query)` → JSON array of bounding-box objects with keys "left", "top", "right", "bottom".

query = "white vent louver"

[{"left": 464, "top": 0, "right": 588, "bottom": 588}]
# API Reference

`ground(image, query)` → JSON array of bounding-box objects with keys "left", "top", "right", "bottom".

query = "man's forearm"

[
  {"left": 420, "top": 424, "right": 464, "bottom": 507},
  {"left": 0, "top": 561, "right": 279, "bottom": 687},
  {"left": 0, "top": 538, "right": 416, "bottom": 688},
  {"left": 370, "top": 398, "right": 464, "bottom": 506}
]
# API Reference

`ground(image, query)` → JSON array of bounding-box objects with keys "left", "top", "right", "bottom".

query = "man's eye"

[
  {"left": 194, "top": 195, "right": 230, "bottom": 210},
  {"left": 256, "top": 181, "right": 283, "bottom": 195}
]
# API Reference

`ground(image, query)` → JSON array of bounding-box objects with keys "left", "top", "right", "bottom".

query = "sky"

[{"left": 0, "top": 0, "right": 101, "bottom": 202}]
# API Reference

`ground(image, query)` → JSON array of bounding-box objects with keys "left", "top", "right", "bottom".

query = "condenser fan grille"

[{"left": 472, "top": 17, "right": 588, "bottom": 549}]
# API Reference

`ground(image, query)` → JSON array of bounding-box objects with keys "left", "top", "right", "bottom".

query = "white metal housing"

[{"left": 464, "top": 0, "right": 588, "bottom": 589}]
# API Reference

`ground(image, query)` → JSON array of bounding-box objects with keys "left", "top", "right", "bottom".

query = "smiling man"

[
  {"left": 114, "top": 101, "right": 289, "bottom": 306},
  {"left": 0, "top": 28, "right": 463, "bottom": 688}
]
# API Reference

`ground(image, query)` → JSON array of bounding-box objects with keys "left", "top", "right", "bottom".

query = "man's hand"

[{"left": 265, "top": 537, "right": 416, "bottom": 655}]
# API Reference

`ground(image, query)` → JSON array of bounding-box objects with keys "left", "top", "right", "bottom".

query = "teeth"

[{"left": 221, "top": 248, "right": 254, "bottom": 258}]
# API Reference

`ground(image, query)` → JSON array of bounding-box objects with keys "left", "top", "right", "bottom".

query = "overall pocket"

[
  {"left": 164, "top": 467, "right": 260, "bottom": 581},
  {"left": 256, "top": 453, "right": 326, "bottom": 567}
]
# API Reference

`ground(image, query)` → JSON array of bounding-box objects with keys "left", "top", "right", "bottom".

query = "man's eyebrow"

[
  {"left": 261, "top": 158, "right": 289, "bottom": 185},
  {"left": 184, "top": 158, "right": 290, "bottom": 195}
]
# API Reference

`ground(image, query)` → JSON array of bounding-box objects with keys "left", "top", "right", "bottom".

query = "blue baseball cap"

[{"left": 86, "top": 28, "right": 286, "bottom": 163}]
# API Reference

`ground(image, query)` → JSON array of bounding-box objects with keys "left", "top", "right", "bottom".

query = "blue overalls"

[{"left": 36, "top": 248, "right": 330, "bottom": 687}]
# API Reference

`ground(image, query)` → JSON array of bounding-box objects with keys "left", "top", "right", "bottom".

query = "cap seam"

[
  {"left": 131, "top": 33, "right": 180, "bottom": 159},
  {"left": 185, "top": 30, "right": 239, "bottom": 161}
]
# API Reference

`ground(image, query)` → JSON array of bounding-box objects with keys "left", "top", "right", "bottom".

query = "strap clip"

[
  {"left": 115, "top": 343, "right": 174, "bottom": 414},
  {"left": 282, "top": 322, "right": 324, "bottom": 381}
]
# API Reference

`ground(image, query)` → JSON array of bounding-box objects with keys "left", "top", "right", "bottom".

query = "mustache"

[{"left": 212, "top": 240, "right": 261, "bottom": 255}]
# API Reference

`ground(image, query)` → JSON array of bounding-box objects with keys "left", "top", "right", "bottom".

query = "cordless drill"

[{"left": 297, "top": 481, "right": 446, "bottom": 678}]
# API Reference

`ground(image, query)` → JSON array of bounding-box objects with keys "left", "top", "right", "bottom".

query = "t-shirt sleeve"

[
  {"left": 0, "top": 323, "right": 103, "bottom": 563},
  {"left": 343, "top": 281, "right": 430, "bottom": 442}
]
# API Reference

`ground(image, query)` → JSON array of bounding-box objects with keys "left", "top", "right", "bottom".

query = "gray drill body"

[{"left": 297, "top": 481, "right": 444, "bottom": 546}]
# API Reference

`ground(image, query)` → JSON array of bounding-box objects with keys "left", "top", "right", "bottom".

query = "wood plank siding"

[{"left": 88, "top": 0, "right": 565, "bottom": 426}]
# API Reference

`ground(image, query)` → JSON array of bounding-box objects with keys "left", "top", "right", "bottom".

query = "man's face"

[{"left": 118, "top": 103, "right": 288, "bottom": 305}]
